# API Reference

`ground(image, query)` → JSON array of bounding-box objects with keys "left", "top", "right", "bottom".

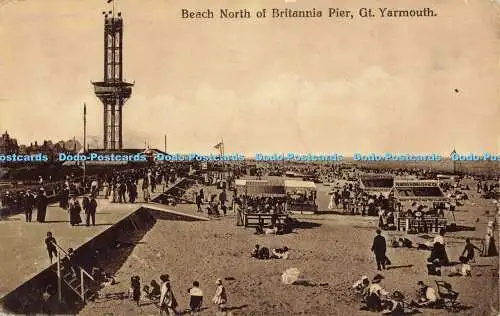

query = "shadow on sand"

[
  {"left": 446, "top": 224, "right": 475, "bottom": 232},
  {"left": 386, "top": 264, "right": 414, "bottom": 270}
]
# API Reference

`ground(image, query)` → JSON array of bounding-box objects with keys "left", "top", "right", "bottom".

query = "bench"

[
  {"left": 397, "top": 217, "right": 447, "bottom": 233},
  {"left": 241, "top": 212, "right": 289, "bottom": 228}
]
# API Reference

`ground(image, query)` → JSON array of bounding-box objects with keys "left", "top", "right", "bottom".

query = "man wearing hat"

[
  {"left": 36, "top": 188, "right": 48, "bottom": 223},
  {"left": 23, "top": 189, "right": 35, "bottom": 222},
  {"left": 371, "top": 229, "right": 387, "bottom": 271}
]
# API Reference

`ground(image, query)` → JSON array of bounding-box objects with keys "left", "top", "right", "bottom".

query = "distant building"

[{"left": 0, "top": 131, "right": 19, "bottom": 154}]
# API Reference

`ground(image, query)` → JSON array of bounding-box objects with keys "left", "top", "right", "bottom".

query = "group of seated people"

[
  {"left": 353, "top": 274, "right": 408, "bottom": 314},
  {"left": 250, "top": 244, "right": 289, "bottom": 260},
  {"left": 241, "top": 196, "right": 287, "bottom": 214},
  {"left": 352, "top": 275, "right": 447, "bottom": 313},
  {"left": 254, "top": 217, "right": 294, "bottom": 235}
]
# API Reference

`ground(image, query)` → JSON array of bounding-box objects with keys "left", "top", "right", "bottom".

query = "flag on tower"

[{"left": 214, "top": 141, "right": 224, "bottom": 155}]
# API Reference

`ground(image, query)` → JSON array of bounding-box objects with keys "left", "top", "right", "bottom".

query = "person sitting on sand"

[
  {"left": 352, "top": 276, "right": 370, "bottom": 301},
  {"left": 258, "top": 246, "right": 270, "bottom": 260},
  {"left": 449, "top": 256, "right": 472, "bottom": 277},
  {"left": 381, "top": 291, "right": 406, "bottom": 315},
  {"left": 144, "top": 280, "right": 161, "bottom": 300},
  {"left": 251, "top": 245, "right": 260, "bottom": 258},
  {"left": 410, "top": 281, "right": 437, "bottom": 308},
  {"left": 361, "top": 274, "right": 388, "bottom": 312},
  {"left": 461, "top": 238, "right": 481, "bottom": 263},
  {"left": 271, "top": 247, "right": 289, "bottom": 259}
]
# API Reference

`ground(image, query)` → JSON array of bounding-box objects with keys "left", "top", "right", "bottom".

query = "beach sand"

[{"left": 79, "top": 181, "right": 499, "bottom": 316}]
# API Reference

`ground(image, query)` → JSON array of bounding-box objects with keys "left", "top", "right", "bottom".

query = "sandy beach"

[{"left": 79, "top": 180, "right": 499, "bottom": 316}]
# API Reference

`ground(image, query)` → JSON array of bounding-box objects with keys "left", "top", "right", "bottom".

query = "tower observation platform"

[{"left": 92, "top": 10, "right": 133, "bottom": 150}]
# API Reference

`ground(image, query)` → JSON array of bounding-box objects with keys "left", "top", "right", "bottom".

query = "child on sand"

[
  {"left": 188, "top": 281, "right": 203, "bottom": 315},
  {"left": 130, "top": 276, "right": 141, "bottom": 306},
  {"left": 212, "top": 279, "right": 228, "bottom": 312}
]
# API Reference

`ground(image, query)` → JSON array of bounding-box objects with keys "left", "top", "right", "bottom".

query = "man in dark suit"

[
  {"left": 24, "top": 190, "right": 35, "bottom": 222},
  {"left": 87, "top": 196, "right": 97, "bottom": 226},
  {"left": 36, "top": 189, "right": 48, "bottom": 223},
  {"left": 371, "top": 229, "right": 387, "bottom": 271}
]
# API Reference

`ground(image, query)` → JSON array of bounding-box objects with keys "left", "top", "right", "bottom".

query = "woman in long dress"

[
  {"left": 482, "top": 221, "right": 498, "bottom": 257},
  {"left": 68, "top": 197, "right": 82, "bottom": 226},
  {"left": 109, "top": 183, "right": 116, "bottom": 203}
]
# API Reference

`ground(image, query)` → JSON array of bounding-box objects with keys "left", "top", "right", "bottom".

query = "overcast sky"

[{"left": 0, "top": 0, "right": 498, "bottom": 154}]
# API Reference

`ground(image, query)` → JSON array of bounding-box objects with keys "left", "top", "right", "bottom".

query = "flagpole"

[{"left": 83, "top": 103, "right": 87, "bottom": 191}]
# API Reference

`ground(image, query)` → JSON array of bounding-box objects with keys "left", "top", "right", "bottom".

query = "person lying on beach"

[
  {"left": 271, "top": 247, "right": 289, "bottom": 259},
  {"left": 410, "top": 281, "right": 437, "bottom": 308}
]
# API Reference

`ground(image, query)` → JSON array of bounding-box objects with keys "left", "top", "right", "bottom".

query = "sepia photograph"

[{"left": 0, "top": 0, "right": 499, "bottom": 315}]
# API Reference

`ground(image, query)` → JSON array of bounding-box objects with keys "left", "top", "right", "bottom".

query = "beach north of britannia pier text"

[{"left": 181, "top": 8, "right": 438, "bottom": 19}]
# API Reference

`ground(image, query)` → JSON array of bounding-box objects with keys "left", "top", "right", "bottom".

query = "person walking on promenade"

[
  {"left": 82, "top": 195, "right": 90, "bottom": 220},
  {"left": 196, "top": 193, "right": 202, "bottom": 212},
  {"left": 36, "top": 188, "right": 48, "bottom": 223},
  {"left": 371, "top": 229, "right": 387, "bottom": 271},
  {"left": 219, "top": 189, "right": 227, "bottom": 216},
  {"left": 68, "top": 196, "right": 82, "bottom": 226},
  {"left": 45, "top": 231, "right": 57, "bottom": 264},
  {"left": 129, "top": 181, "right": 138, "bottom": 203},
  {"left": 143, "top": 180, "right": 151, "bottom": 203},
  {"left": 24, "top": 190, "right": 35, "bottom": 222},
  {"left": 86, "top": 196, "right": 97, "bottom": 226}
]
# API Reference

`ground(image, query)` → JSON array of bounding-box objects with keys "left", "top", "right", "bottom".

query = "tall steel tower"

[{"left": 92, "top": 8, "right": 133, "bottom": 150}]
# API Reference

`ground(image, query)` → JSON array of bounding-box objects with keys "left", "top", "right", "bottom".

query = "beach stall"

[
  {"left": 284, "top": 179, "right": 318, "bottom": 214},
  {"left": 391, "top": 180, "right": 449, "bottom": 233}
]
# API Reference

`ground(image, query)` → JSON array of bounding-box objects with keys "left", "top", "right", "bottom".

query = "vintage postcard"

[{"left": 0, "top": 0, "right": 498, "bottom": 315}]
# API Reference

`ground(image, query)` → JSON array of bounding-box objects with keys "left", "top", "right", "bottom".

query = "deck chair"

[{"left": 435, "top": 280, "right": 460, "bottom": 312}]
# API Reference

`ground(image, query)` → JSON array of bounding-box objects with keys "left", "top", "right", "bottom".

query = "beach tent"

[
  {"left": 359, "top": 173, "right": 394, "bottom": 197},
  {"left": 284, "top": 180, "right": 316, "bottom": 193},
  {"left": 392, "top": 180, "right": 448, "bottom": 206},
  {"left": 234, "top": 179, "right": 285, "bottom": 196}
]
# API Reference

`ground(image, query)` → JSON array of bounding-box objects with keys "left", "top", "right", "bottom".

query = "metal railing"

[{"left": 51, "top": 241, "right": 94, "bottom": 303}]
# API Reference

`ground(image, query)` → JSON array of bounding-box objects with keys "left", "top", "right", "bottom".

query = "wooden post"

[
  {"left": 80, "top": 269, "right": 85, "bottom": 301},
  {"left": 57, "top": 250, "right": 62, "bottom": 303},
  {"left": 405, "top": 218, "right": 410, "bottom": 232}
]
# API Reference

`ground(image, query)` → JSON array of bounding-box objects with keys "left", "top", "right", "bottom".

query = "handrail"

[{"left": 51, "top": 241, "right": 94, "bottom": 281}]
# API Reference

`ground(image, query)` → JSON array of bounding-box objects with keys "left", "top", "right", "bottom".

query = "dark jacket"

[{"left": 371, "top": 235, "right": 386, "bottom": 255}]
